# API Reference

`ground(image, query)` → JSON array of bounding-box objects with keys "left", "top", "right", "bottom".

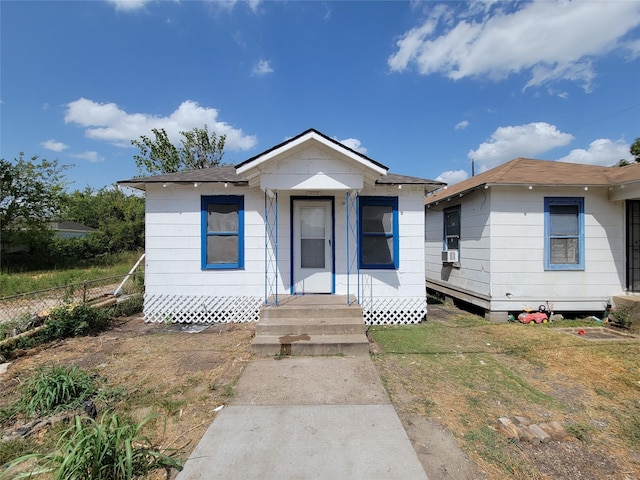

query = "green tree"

[
  {"left": 1, "top": 154, "right": 71, "bottom": 250},
  {"left": 631, "top": 137, "right": 640, "bottom": 162},
  {"left": 132, "top": 125, "right": 226, "bottom": 175},
  {"left": 62, "top": 186, "right": 145, "bottom": 252}
]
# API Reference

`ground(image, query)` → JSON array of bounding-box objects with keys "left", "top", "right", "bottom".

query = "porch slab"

[
  {"left": 265, "top": 294, "right": 357, "bottom": 307},
  {"left": 251, "top": 333, "right": 370, "bottom": 356}
]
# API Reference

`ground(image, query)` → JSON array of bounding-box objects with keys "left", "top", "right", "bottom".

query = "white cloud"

[
  {"left": 468, "top": 122, "right": 574, "bottom": 172},
  {"left": 337, "top": 137, "right": 367, "bottom": 155},
  {"left": 625, "top": 37, "right": 640, "bottom": 59},
  {"left": 247, "top": 0, "right": 261, "bottom": 13},
  {"left": 65, "top": 98, "right": 257, "bottom": 151},
  {"left": 108, "top": 0, "right": 149, "bottom": 12},
  {"left": 436, "top": 169, "right": 468, "bottom": 185},
  {"left": 41, "top": 139, "right": 68, "bottom": 152},
  {"left": 252, "top": 59, "right": 274, "bottom": 76},
  {"left": 71, "top": 151, "right": 103, "bottom": 163},
  {"left": 557, "top": 138, "right": 632, "bottom": 166},
  {"left": 388, "top": 1, "right": 640, "bottom": 91},
  {"left": 455, "top": 120, "right": 469, "bottom": 130},
  {"left": 210, "top": 0, "right": 262, "bottom": 13}
]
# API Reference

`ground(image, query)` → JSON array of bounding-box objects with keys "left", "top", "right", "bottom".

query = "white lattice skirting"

[
  {"left": 361, "top": 297, "right": 427, "bottom": 325},
  {"left": 143, "top": 294, "right": 262, "bottom": 323},
  {"left": 144, "top": 294, "right": 426, "bottom": 325}
]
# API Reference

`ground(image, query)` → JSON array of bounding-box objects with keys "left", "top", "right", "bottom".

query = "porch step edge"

[
  {"left": 260, "top": 307, "right": 363, "bottom": 319},
  {"left": 256, "top": 317, "right": 365, "bottom": 336},
  {"left": 251, "top": 333, "right": 370, "bottom": 357}
]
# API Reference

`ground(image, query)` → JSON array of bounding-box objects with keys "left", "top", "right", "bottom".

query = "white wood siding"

[
  {"left": 145, "top": 182, "right": 427, "bottom": 302},
  {"left": 259, "top": 146, "right": 367, "bottom": 191},
  {"left": 425, "top": 189, "right": 491, "bottom": 297},
  {"left": 145, "top": 184, "right": 267, "bottom": 297},
  {"left": 426, "top": 185, "right": 627, "bottom": 314},
  {"left": 489, "top": 186, "right": 625, "bottom": 311}
]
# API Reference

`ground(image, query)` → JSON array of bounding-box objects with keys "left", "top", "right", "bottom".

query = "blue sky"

[{"left": 2, "top": 0, "right": 639, "bottom": 191}]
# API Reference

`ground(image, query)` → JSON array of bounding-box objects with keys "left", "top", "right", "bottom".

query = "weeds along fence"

[{"left": 0, "top": 272, "right": 144, "bottom": 324}]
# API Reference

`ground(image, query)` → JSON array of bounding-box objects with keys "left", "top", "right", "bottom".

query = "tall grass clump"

[
  {"left": 16, "top": 365, "right": 98, "bottom": 418},
  {"left": 6, "top": 414, "right": 182, "bottom": 480}
]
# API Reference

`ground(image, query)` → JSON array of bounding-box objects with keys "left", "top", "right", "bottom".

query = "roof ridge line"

[{"left": 492, "top": 158, "right": 525, "bottom": 182}]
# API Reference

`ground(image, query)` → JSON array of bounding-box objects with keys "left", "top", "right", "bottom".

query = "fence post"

[{"left": 83, "top": 281, "right": 87, "bottom": 304}]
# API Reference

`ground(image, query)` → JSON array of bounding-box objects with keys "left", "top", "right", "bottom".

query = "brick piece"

[
  {"left": 548, "top": 421, "right": 571, "bottom": 440},
  {"left": 538, "top": 422, "right": 555, "bottom": 437},
  {"left": 529, "top": 424, "right": 551, "bottom": 443},
  {"left": 497, "top": 417, "right": 519, "bottom": 439},
  {"left": 516, "top": 425, "right": 539, "bottom": 443},
  {"left": 512, "top": 416, "right": 532, "bottom": 426}
]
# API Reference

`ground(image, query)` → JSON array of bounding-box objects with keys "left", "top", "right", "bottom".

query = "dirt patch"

[
  {"left": 402, "top": 413, "right": 482, "bottom": 480},
  {"left": 0, "top": 315, "right": 255, "bottom": 477},
  {"left": 555, "top": 326, "right": 639, "bottom": 341}
]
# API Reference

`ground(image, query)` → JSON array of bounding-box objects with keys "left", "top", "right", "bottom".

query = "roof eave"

[{"left": 117, "top": 179, "right": 249, "bottom": 191}]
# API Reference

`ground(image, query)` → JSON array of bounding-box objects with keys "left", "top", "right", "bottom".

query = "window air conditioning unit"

[{"left": 442, "top": 250, "right": 459, "bottom": 263}]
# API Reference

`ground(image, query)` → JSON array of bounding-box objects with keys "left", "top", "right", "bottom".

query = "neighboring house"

[
  {"left": 425, "top": 158, "right": 640, "bottom": 321},
  {"left": 119, "top": 128, "right": 444, "bottom": 325},
  {"left": 2, "top": 221, "right": 96, "bottom": 254},
  {"left": 50, "top": 221, "right": 97, "bottom": 239}
]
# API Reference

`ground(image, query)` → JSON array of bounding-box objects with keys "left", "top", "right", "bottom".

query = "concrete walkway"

[{"left": 176, "top": 356, "right": 428, "bottom": 479}]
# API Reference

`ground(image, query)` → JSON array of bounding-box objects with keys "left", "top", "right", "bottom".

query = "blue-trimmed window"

[
  {"left": 544, "top": 197, "right": 584, "bottom": 270},
  {"left": 359, "top": 196, "right": 399, "bottom": 269},
  {"left": 201, "top": 195, "right": 244, "bottom": 270}
]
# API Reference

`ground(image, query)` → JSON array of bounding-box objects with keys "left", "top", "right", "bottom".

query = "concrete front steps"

[{"left": 251, "top": 295, "right": 370, "bottom": 356}]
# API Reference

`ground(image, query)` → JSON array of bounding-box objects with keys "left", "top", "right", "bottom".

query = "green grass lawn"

[
  {"left": 1, "top": 251, "right": 144, "bottom": 297},
  {"left": 370, "top": 312, "right": 640, "bottom": 479}
]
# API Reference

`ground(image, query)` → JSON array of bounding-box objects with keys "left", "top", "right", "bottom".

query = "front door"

[
  {"left": 292, "top": 199, "right": 333, "bottom": 294},
  {"left": 627, "top": 200, "right": 640, "bottom": 292}
]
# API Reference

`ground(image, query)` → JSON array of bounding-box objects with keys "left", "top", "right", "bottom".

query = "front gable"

[
  {"left": 236, "top": 128, "right": 388, "bottom": 191},
  {"left": 255, "top": 145, "right": 371, "bottom": 191}
]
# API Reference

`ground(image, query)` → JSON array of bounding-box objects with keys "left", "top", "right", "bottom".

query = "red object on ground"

[
  {"left": 578, "top": 329, "right": 585, "bottom": 335},
  {"left": 517, "top": 311, "right": 549, "bottom": 324}
]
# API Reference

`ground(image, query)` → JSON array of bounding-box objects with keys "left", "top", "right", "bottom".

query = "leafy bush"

[
  {"left": 16, "top": 365, "right": 98, "bottom": 418},
  {"left": 609, "top": 306, "right": 634, "bottom": 329},
  {"left": 108, "top": 294, "right": 144, "bottom": 318},
  {"left": 44, "top": 304, "right": 110, "bottom": 340},
  {"left": 7, "top": 414, "right": 181, "bottom": 480}
]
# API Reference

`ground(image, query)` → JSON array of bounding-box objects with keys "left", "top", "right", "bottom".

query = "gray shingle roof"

[
  {"left": 377, "top": 172, "right": 445, "bottom": 186},
  {"left": 118, "top": 166, "right": 248, "bottom": 189},
  {"left": 119, "top": 167, "right": 443, "bottom": 191},
  {"left": 118, "top": 126, "right": 445, "bottom": 191}
]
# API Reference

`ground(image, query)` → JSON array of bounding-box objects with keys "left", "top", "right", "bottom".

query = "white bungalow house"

[
  {"left": 424, "top": 158, "right": 640, "bottom": 321},
  {"left": 120, "top": 128, "right": 444, "bottom": 325}
]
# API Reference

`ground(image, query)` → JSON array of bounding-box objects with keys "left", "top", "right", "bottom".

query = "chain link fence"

[{"left": 0, "top": 272, "right": 144, "bottom": 324}]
